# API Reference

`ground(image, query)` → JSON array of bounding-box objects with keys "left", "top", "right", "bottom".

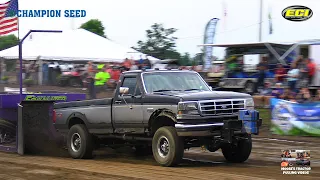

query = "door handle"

[
  {"left": 147, "top": 108, "right": 154, "bottom": 113},
  {"left": 115, "top": 100, "right": 122, "bottom": 104}
]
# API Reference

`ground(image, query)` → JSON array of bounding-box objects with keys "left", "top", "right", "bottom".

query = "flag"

[
  {"left": 222, "top": 0, "right": 227, "bottom": 31},
  {"left": 0, "top": 0, "right": 18, "bottom": 36},
  {"left": 268, "top": 6, "right": 273, "bottom": 34}
]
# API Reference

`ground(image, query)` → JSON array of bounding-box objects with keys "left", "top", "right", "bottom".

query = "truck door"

[{"left": 112, "top": 75, "right": 144, "bottom": 133}]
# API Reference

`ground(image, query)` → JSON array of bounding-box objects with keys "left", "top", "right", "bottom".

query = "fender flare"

[
  {"left": 66, "top": 112, "right": 89, "bottom": 128},
  {"left": 148, "top": 108, "right": 177, "bottom": 129}
]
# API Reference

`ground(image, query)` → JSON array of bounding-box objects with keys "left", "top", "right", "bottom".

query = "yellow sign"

[{"left": 282, "top": 5, "right": 313, "bottom": 22}]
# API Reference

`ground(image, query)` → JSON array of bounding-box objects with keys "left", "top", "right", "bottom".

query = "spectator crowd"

[
  {"left": 256, "top": 55, "right": 319, "bottom": 104},
  {"left": 84, "top": 57, "right": 152, "bottom": 99},
  {"left": 0, "top": 54, "right": 318, "bottom": 102}
]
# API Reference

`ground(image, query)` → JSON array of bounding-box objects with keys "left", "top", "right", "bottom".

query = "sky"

[{"left": 1, "top": 0, "right": 320, "bottom": 58}]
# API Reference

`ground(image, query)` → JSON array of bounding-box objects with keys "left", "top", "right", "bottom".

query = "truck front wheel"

[
  {"left": 152, "top": 126, "right": 184, "bottom": 167},
  {"left": 67, "top": 124, "right": 93, "bottom": 159},
  {"left": 221, "top": 135, "right": 252, "bottom": 163}
]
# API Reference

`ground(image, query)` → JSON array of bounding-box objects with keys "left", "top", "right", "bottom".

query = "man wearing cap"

[
  {"left": 86, "top": 61, "right": 96, "bottom": 99},
  {"left": 95, "top": 64, "right": 110, "bottom": 94}
]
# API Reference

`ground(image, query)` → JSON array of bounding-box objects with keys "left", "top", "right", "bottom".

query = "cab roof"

[{"left": 122, "top": 69, "right": 197, "bottom": 75}]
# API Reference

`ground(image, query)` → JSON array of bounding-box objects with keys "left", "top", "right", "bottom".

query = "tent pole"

[
  {"left": 18, "top": 30, "right": 63, "bottom": 101},
  {"left": 264, "top": 43, "right": 287, "bottom": 65},
  {"left": 279, "top": 44, "right": 300, "bottom": 62}
]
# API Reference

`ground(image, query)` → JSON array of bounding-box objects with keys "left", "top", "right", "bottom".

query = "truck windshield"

[{"left": 142, "top": 72, "right": 210, "bottom": 93}]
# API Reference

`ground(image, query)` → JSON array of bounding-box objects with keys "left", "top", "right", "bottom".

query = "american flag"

[{"left": 0, "top": 0, "right": 18, "bottom": 36}]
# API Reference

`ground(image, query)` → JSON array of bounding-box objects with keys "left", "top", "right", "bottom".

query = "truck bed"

[{"left": 54, "top": 98, "right": 113, "bottom": 109}]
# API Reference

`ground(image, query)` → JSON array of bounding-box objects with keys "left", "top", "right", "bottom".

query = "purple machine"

[{"left": 0, "top": 92, "right": 86, "bottom": 153}]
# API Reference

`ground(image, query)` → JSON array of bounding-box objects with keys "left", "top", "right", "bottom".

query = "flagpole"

[
  {"left": 17, "top": 1, "right": 23, "bottom": 100},
  {"left": 258, "top": 0, "right": 263, "bottom": 42},
  {"left": 16, "top": 0, "right": 23, "bottom": 100}
]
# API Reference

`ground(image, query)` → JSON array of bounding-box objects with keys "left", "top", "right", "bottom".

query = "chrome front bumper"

[
  {"left": 175, "top": 119, "right": 262, "bottom": 137},
  {"left": 175, "top": 123, "right": 224, "bottom": 129}
]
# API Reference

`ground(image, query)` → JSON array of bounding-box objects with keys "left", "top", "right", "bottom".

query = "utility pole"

[{"left": 258, "top": 0, "right": 263, "bottom": 42}]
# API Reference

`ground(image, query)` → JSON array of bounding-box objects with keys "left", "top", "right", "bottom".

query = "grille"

[{"left": 199, "top": 99, "right": 245, "bottom": 116}]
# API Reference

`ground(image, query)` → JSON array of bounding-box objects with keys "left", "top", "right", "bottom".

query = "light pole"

[{"left": 19, "top": 30, "right": 63, "bottom": 101}]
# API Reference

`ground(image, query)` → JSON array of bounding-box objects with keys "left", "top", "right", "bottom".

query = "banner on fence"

[{"left": 270, "top": 98, "right": 320, "bottom": 136}]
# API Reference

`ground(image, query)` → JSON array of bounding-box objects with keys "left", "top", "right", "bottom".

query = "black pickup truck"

[{"left": 53, "top": 69, "right": 261, "bottom": 166}]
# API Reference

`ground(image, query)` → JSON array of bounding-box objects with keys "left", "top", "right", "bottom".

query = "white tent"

[{"left": 0, "top": 29, "right": 160, "bottom": 63}]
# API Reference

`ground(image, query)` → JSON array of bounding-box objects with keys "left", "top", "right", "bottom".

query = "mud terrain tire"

[
  {"left": 221, "top": 135, "right": 252, "bottom": 163},
  {"left": 152, "top": 126, "right": 184, "bottom": 167},
  {"left": 67, "top": 124, "right": 93, "bottom": 159}
]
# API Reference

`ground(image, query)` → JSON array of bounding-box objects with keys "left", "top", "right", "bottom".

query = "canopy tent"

[
  {"left": 0, "top": 29, "right": 160, "bottom": 63},
  {"left": 198, "top": 39, "right": 320, "bottom": 65}
]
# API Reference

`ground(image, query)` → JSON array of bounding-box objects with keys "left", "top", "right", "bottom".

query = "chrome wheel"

[
  {"left": 157, "top": 136, "right": 170, "bottom": 158},
  {"left": 71, "top": 133, "right": 81, "bottom": 152}
]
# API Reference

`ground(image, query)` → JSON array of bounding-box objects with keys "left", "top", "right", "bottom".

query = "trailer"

[{"left": 199, "top": 40, "right": 320, "bottom": 93}]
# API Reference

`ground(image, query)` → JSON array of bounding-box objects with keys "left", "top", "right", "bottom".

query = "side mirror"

[
  {"left": 209, "top": 86, "right": 213, "bottom": 91},
  {"left": 119, "top": 87, "right": 129, "bottom": 95}
]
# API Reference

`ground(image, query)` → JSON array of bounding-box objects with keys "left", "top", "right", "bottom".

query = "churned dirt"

[
  {"left": 0, "top": 84, "right": 319, "bottom": 179},
  {"left": 0, "top": 136, "right": 319, "bottom": 180}
]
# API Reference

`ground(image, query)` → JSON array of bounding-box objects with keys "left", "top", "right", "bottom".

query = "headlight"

[
  {"left": 177, "top": 102, "right": 199, "bottom": 115},
  {"left": 245, "top": 98, "right": 254, "bottom": 110}
]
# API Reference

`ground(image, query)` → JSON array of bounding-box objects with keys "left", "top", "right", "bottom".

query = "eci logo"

[
  {"left": 11, "top": 10, "right": 86, "bottom": 18},
  {"left": 282, "top": 5, "right": 313, "bottom": 22}
]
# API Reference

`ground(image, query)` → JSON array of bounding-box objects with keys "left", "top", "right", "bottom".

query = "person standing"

[
  {"left": 306, "top": 58, "right": 316, "bottom": 85},
  {"left": 87, "top": 61, "right": 96, "bottom": 99},
  {"left": 254, "top": 56, "right": 268, "bottom": 93},
  {"left": 42, "top": 61, "right": 49, "bottom": 85},
  {"left": 287, "top": 63, "right": 299, "bottom": 93},
  {"left": 275, "top": 63, "right": 286, "bottom": 83},
  {"left": 143, "top": 57, "right": 152, "bottom": 69},
  {"left": 138, "top": 55, "right": 144, "bottom": 70},
  {"left": 297, "top": 59, "right": 309, "bottom": 89},
  {"left": 94, "top": 64, "right": 110, "bottom": 94},
  {"left": 104, "top": 64, "right": 113, "bottom": 90},
  {"left": 48, "top": 63, "right": 54, "bottom": 85},
  {"left": 123, "top": 58, "right": 132, "bottom": 71}
]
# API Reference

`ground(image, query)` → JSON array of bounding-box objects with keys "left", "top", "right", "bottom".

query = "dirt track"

[
  {"left": 0, "top": 84, "right": 319, "bottom": 179},
  {"left": 0, "top": 136, "right": 319, "bottom": 180}
]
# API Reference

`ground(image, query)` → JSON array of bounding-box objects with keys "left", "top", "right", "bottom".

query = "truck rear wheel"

[
  {"left": 221, "top": 136, "right": 252, "bottom": 163},
  {"left": 67, "top": 124, "right": 93, "bottom": 159},
  {"left": 152, "top": 126, "right": 184, "bottom": 167}
]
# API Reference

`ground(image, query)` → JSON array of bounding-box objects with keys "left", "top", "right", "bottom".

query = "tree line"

[{"left": 0, "top": 19, "right": 202, "bottom": 66}]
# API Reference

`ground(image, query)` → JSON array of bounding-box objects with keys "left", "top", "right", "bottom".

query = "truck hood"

[{"left": 155, "top": 91, "right": 251, "bottom": 101}]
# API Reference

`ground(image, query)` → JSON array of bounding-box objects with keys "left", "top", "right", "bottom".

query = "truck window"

[
  {"left": 135, "top": 84, "right": 141, "bottom": 96},
  {"left": 121, "top": 77, "right": 137, "bottom": 95}
]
